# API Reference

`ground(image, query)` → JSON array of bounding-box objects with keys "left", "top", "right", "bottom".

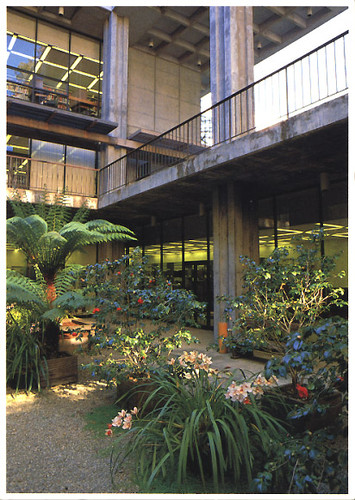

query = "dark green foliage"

[{"left": 252, "top": 427, "right": 348, "bottom": 494}]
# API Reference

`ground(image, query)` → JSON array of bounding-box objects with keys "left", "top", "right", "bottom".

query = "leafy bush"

[
  {"left": 107, "top": 353, "right": 286, "bottom": 493},
  {"left": 252, "top": 426, "right": 348, "bottom": 494},
  {"left": 219, "top": 231, "right": 346, "bottom": 360},
  {"left": 56, "top": 248, "right": 205, "bottom": 384}
]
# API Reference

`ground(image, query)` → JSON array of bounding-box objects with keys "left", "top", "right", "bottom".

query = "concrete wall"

[{"left": 127, "top": 48, "right": 201, "bottom": 137}]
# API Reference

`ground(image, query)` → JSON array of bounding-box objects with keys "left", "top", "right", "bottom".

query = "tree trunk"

[{"left": 44, "top": 276, "right": 60, "bottom": 357}]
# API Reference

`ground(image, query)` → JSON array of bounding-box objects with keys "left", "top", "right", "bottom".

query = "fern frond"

[
  {"left": 72, "top": 200, "right": 90, "bottom": 223},
  {"left": 54, "top": 264, "right": 83, "bottom": 297},
  {"left": 6, "top": 270, "right": 46, "bottom": 310},
  {"left": 8, "top": 190, "right": 35, "bottom": 218},
  {"left": 45, "top": 290, "right": 90, "bottom": 320}
]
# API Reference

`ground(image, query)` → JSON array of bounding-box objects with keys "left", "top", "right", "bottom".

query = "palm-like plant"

[{"left": 6, "top": 191, "right": 136, "bottom": 355}]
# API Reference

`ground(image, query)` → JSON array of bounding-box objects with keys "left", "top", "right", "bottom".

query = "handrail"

[
  {"left": 6, "top": 154, "right": 99, "bottom": 172},
  {"left": 102, "top": 31, "right": 348, "bottom": 174}
]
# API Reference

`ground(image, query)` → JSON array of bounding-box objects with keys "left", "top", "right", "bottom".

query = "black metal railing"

[
  {"left": 6, "top": 155, "right": 98, "bottom": 197},
  {"left": 98, "top": 31, "right": 348, "bottom": 196}
]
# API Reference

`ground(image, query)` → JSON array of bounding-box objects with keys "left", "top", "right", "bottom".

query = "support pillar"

[
  {"left": 212, "top": 182, "right": 259, "bottom": 340},
  {"left": 210, "top": 7, "right": 255, "bottom": 142},
  {"left": 100, "top": 12, "right": 129, "bottom": 193}
]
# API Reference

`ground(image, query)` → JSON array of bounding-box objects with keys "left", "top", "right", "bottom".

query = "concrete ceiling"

[{"left": 15, "top": 6, "right": 347, "bottom": 93}]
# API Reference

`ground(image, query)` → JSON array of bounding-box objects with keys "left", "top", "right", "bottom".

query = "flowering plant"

[
  {"left": 263, "top": 316, "right": 347, "bottom": 424},
  {"left": 218, "top": 231, "right": 346, "bottom": 359},
  {"left": 225, "top": 374, "right": 278, "bottom": 404},
  {"left": 58, "top": 247, "right": 205, "bottom": 385},
  {"left": 105, "top": 406, "right": 139, "bottom": 435},
  {"left": 108, "top": 354, "right": 287, "bottom": 493}
]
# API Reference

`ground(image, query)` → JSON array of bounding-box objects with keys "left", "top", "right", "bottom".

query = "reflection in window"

[
  {"left": 7, "top": 11, "right": 102, "bottom": 117},
  {"left": 31, "top": 140, "right": 65, "bottom": 163}
]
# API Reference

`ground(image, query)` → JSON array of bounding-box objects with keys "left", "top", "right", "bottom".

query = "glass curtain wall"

[
  {"left": 135, "top": 211, "right": 213, "bottom": 329},
  {"left": 6, "top": 135, "right": 98, "bottom": 196},
  {"left": 7, "top": 10, "right": 102, "bottom": 117},
  {"left": 258, "top": 181, "right": 348, "bottom": 292}
]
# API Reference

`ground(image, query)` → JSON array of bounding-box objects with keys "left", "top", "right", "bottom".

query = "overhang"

[
  {"left": 7, "top": 98, "right": 118, "bottom": 149},
  {"left": 97, "top": 96, "right": 348, "bottom": 227}
]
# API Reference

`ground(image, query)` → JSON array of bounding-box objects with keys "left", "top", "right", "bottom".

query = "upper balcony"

[{"left": 98, "top": 31, "right": 349, "bottom": 220}]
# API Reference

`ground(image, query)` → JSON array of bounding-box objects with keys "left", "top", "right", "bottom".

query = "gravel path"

[{"left": 6, "top": 360, "right": 138, "bottom": 494}]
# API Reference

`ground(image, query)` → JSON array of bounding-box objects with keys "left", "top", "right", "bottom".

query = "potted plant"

[
  {"left": 6, "top": 190, "right": 135, "bottom": 389},
  {"left": 223, "top": 328, "right": 254, "bottom": 359}
]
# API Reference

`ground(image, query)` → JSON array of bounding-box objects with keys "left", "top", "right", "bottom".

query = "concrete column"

[
  {"left": 97, "top": 241, "right": 126, "bottom": 263},
  {"left": 100, "top": 12, "right": 129, "bottom": 193},
  {"left": 210, "top": 7, "right": 255, "bottom": 142},
  {"left": 212, "top": 182, "right": 259, "bottom": 340}
]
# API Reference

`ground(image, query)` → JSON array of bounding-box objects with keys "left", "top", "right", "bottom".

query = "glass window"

[
  {"left": 276, "top": 187, "right": 320, "bottom": 257},
  {"left": 6, "top": 135, "right": 30, "bottom": 156},
  {"left": 258, "top": 197, "right": 275, "bottom": 259},
  {"left": 7, "top": 11, "right": 102, "bottom": 116},
  {"left": 31, "top": 140, "right": 65, "bottom": 163},
  {"left": 162, "top": 218, "right": 182, "bottom": 287},
  {"left": 7, "top": 35, "right": 35, "bottom": 83},
  {"left": 323, "top": 181, "right": 348, "bottom": 288},
  {"left": 66, "top": 146, "right": 96, "bottom": 168}
]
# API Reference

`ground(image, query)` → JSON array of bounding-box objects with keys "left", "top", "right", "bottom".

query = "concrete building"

[{"left": 6, "top": 6, "right": 349, "bottom": 336}]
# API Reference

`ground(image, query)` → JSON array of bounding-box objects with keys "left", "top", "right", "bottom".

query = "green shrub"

[{"left": 58, "top": 248, "right": 205, "bottom": 384}]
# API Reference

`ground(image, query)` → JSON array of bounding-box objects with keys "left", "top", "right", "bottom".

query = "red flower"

[
  {"left": 92, "top": 308, "right": 100, "bottom": 314},
  {"left": 117, "top": 271, "right": 121, "bottom": 275},
  {"left": 116, "top": 307, "right": 122, "bottom": 311},
  {"left": 296, "top": 384, "right": 309, "bottom": 399},
  {"left": 243, "top": 398, "right": 251, "bottom": 405},
  {"left": 138, "top": 298, "right": 144, "bottom": 304},
  {"left": 107, "top": 423, "right": 112, "bottom": 429},
  {"left": 71, "top": 332, "right": 78, "bottom": 337}
]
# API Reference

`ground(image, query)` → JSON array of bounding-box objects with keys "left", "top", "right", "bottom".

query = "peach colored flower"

[
  {"left": 131, "top": 407, "right": 139, "bottom": 415},
  {"left": 112, "top": 416, "right": 122, "bottom": 427},
  {"left": 122, "top": 417, "right": 132, "bottom": 430}
]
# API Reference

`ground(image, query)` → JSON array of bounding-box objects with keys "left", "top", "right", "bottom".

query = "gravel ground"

[{"left": 6, "top": 355, "right": 139, "bottom": 495}]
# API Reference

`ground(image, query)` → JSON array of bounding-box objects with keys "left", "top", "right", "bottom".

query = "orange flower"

[{"left": 92, "top": 308, "right": 100, "bottom": 314}]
